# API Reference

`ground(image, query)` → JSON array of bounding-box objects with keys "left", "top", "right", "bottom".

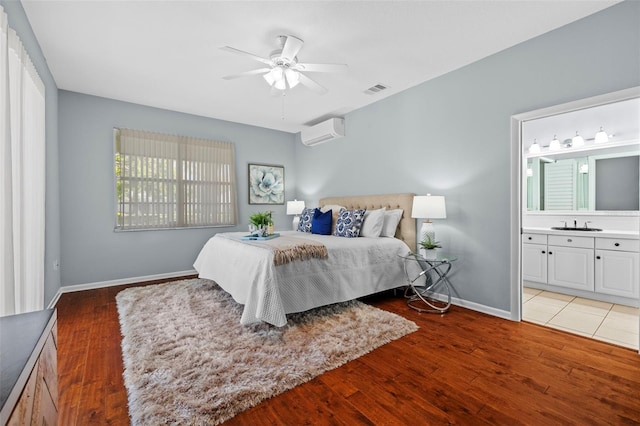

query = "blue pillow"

[
  {"left": 311, "top": 208, "right": 332, "bottom": 235},
  {"left": 297, "top": 207, "right": 314, "bottom": 233},
  {"left": 334, "top": 208, "right": 366, "bottom": 238}
]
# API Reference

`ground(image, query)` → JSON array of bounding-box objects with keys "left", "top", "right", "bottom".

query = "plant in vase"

[
  {"left": 418, "top": 234, "right": 441, "bottom": 258},
  {"left": 249, "top": 211, "right": 273, "bottom": 237}
]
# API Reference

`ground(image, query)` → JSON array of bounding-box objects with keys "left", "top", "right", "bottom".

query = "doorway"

[{"left": 510, "top": 87, "right": 640, "bottom": 353}]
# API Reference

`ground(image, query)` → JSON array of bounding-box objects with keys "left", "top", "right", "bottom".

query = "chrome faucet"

[
  {"left": 584, "top": 221, "right": 591, "bottom": 229},
  {"left": 573, "top": 219, "right": 577, "bottom": 229}
]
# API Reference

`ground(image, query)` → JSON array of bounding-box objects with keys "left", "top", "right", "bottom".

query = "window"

[{"left": 114, "top": 128, "right": 237, "bottom": 230}]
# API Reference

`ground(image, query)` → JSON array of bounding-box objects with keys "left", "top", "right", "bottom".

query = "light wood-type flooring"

[{"left": 56, "top": 277, "right": 640, "bottom": 425}]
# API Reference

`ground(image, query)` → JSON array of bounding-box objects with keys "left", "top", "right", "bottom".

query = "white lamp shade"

[
  {"left": 572, "top": 131, "right": 584, "bottom": 147},
  {"left": 411, "top": 195, "right": 447, "bottom": 219},
  {"left": 594, "top": 127, "right": 609, "bottom": 144},
  {"left": 549, "top": 136, "right": 561, "bottom": 151},
  {"left": 286, "top": 200, "right": 305, "bottom": 215}
]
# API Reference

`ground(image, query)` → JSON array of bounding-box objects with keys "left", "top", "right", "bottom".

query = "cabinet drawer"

[
  {"left": 548, "top": 235, "right": 594, "bottom": 249},
  {"left": 523, "top": 233, "right": 547, "bottom": 245},
  {"left": 595, "top": 238, "right": 639, "bottom": 252}
]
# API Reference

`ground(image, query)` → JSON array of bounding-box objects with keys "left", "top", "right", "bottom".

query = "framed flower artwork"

[{"left": 248, "top": 163, "right": 285, "bottom": 205}]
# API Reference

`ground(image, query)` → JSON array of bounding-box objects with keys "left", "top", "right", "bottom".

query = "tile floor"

[{"left": 523, "top": 287, "right": 640, "bottom": 350}]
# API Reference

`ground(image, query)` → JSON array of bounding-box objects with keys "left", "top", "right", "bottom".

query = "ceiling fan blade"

[
  {"left": 222, "top": 68, "right": 272, "bottom": 80},
  {"left": 220, "top": 46, "right": 272, "bottom": 65},
  {"left": 294, "top": 63, "right": 348, "bottom": 73},
  {"left": 280, "top": 35, "right": 304, "bottom": 62},
  {"left": 298, "top": 73, "right": 328, "bottom": 95},
  {"left": 222, "top": 68, "right": 271, "bottom": 80}
]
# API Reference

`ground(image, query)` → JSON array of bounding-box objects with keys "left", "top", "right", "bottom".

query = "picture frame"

[{"left": 248, "top": 163, "right": 285, "bottom": 205}]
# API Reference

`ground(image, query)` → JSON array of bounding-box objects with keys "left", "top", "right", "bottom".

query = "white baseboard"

[
  {"left": 47, "top": 269, "right": 197, "bottom": 309},
  {"left": 426, "top": 292, "right": 513, "bottom": 320}
]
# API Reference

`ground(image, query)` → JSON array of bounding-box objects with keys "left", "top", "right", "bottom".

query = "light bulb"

[
  {"left": 549, "top": 135, "right": 561, "bottom": 151},
  {"left": 572, "top": 131, "right": 584, "bottom": 147},
  {"left": 594, "top": 127, "right": 608, "bottom": 144},
  {"left": 529, "top": 139, "right": 540, "bottom": 154}
]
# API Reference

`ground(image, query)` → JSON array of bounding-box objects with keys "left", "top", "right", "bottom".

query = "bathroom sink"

[{"left": 550, "top": 227, "right": 603, "bottom": 232}]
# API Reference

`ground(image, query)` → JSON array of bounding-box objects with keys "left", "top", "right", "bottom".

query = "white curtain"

[{"left": 0, "top": 6, "right": 46, "bottom": 316}]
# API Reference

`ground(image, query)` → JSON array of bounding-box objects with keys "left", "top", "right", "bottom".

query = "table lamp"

[
  {"left": 286, "top": 200, "right": 305, "bottom": 230},
  {"left": 411, "top": 194, "right": 447, "bottom": 244}
]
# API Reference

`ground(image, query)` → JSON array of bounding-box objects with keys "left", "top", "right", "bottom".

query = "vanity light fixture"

[
  {"left": 571, "top": 131, "right": 585, "bottom": 147},
  {"left": 549, "top": 135, "right": 561, "bottom": 151},
  {"left": 594, "top": 126, "right": 609, "bottom": 144},
  {"left": 528, "top": 139, "right": 540, "bottom": 154}
]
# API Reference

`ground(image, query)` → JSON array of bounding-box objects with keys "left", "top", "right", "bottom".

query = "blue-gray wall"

[
  {"left": 58, "top": 92, "right": 296, "bottom": 286},
  {"left": 7, "top": 0, "right": 640, "bottom": 315},
  {"left": 1, "top": 0, "right": 60, "bottom": 306},
  {"left": 295, "top": 1, "right": 640, "bottom": 312}
]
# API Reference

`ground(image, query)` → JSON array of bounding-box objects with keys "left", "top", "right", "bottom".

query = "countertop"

[
  {"left": 0, "top": 309, "right": 55, "bottom": 417},
  {"left": 523, "top": 227, "right": 640, "bottom": 239}
]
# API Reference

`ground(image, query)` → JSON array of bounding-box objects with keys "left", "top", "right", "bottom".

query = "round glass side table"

[{"left": 398, "top": 251, "right": 457, "bottom": 313}]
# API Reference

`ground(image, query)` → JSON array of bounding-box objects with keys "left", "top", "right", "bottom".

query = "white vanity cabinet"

[
  {"left": 595, "top": 238, "right": 640, "bottom": 298},
  {"left": 522, "top": 234, "right": 547, "bottom": 283},
  {"left": 522, "top": 229, "right": 639, "bottom": 306},
  {"left": 547, "top": 235, "right": 594, "bottom": 291}
]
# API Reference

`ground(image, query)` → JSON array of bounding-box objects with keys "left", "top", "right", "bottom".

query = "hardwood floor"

[{"left": 56, "top": 278, "right": 640, "bottom": 425}]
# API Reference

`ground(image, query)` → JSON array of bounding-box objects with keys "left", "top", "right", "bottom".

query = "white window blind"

[
  {"left": 544, "top": 159, "right": 577, "bottom": 211},
  {"left": 1, "top": 5, "right": 46, "bottom": 316},
  {"left": 115, "top": 128, "right": 237, "bottom": 230}
]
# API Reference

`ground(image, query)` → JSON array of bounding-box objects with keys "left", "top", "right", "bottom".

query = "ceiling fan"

[{"left": 221, "top": 35, "right": 348, "bottom": 95}]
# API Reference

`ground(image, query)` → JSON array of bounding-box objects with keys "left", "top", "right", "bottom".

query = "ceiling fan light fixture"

[{"left": 285, "top": 69, "right": 300, "bottom": 89}]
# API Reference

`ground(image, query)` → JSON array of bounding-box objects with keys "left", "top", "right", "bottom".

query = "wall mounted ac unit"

[{"left": 301, "top": 118, "right": 345, "bottom": 146}]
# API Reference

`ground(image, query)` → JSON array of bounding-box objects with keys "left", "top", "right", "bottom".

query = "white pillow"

[
  {"left": 380, "top": 209, "right": 403, "bottom": 237},
  {"left": 359, "top": 208, "right": 386, "bottom": 237}
]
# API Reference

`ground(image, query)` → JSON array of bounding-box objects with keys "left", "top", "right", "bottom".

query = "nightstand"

[{"left": 398, "top": 251, "right": 456, "bottom": 313}]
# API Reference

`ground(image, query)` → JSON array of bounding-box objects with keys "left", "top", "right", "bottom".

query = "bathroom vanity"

[{"left": 523, "top": 227, "right": 639, "bottom": 306}]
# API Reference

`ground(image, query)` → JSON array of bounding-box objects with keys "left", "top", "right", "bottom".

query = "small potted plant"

[
  {"left": 418, "top": 234, "right": 441, "bottom": 258},
  {"left": 249, "top": 211, "right": 273, "bottom": 237}
]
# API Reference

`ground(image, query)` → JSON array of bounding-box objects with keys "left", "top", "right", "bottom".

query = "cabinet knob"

[
  {"left": 528, "top": 237, "right": 532, "bottom": 240},
  {"left": 548, "top": 251, "right": 553, "bottom": 255},
  {"left": 567, "top": 238, "right": 572, "bottom": 242},
  {"left": 614, "top": 242, "right": 620, "bottom": 247},
  {"left": 542, "top": 250, "right": 546, "bottom": 254},
  {"left": 596, "top": 255, "right": 601, "bottom": 260}
]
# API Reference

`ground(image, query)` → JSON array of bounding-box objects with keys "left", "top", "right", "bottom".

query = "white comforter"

[{"left": 193, "top": 231, "right": 416, "bottom": 326}]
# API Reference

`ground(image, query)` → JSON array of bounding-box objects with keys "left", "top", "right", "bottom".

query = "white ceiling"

[{"left": 22, "top": 0, "right": 619, "bottom": 134}]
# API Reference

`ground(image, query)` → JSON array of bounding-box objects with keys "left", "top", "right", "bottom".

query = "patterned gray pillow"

[
  {"left": 297, "top": 207, "right": 314, "bottom": 233},
  {"left": 333, "top": 208, "right": 366, "bottom": 238}
]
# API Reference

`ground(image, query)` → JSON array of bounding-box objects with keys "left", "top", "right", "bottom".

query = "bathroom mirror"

[{"left": 523, "top": 96, "right": 640, "bottom": 213}]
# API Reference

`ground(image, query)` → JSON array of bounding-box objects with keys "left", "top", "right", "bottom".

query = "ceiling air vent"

[{"left": 364, "top": 83, "right": 388, "bottom": 95}]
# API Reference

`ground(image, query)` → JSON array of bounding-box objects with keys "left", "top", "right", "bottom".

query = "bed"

[{"left": 193, "top": 193, "right": 418, "bottom": 326}]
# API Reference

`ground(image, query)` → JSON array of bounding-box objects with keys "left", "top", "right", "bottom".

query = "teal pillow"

[{"left": 311, "top": 208, "right": 332, "bottom": 235}]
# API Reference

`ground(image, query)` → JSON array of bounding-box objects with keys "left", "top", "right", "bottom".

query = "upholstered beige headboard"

[{"left": 319, "top": 193, "right": 416, "bottom": 250}]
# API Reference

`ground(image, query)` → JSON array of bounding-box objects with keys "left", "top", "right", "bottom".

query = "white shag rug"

[{"left": 116, "top": 278, "right": 418, "bottom": 425}]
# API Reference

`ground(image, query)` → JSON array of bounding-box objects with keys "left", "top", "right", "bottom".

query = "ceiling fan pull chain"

[{"left": 281, "top": 92, "right": 286, "bottom": 120}]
